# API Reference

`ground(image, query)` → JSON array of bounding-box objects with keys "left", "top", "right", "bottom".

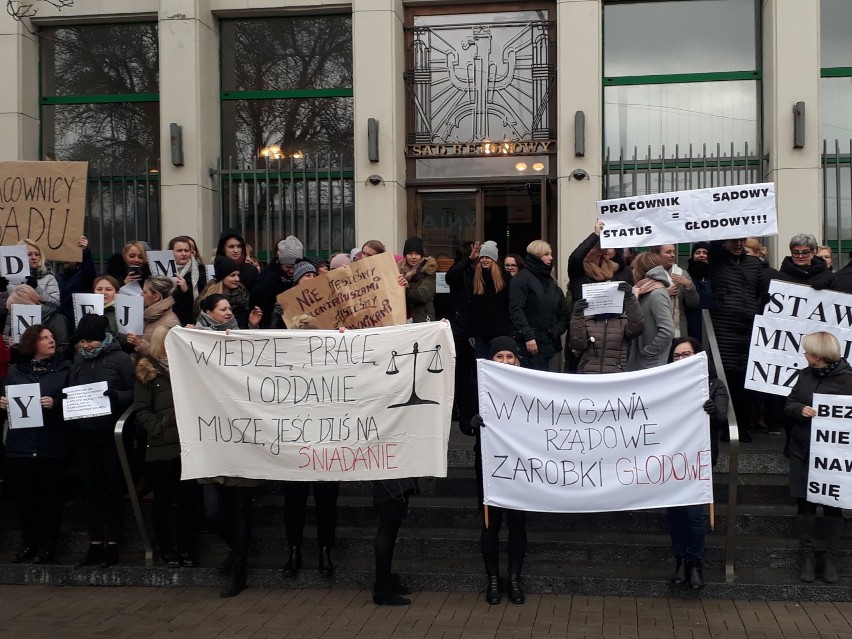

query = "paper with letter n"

[
  {"left": 165, "top": 321, "right": 456, "bottom": 481},
  {"left": 477, "top": 354, "right": 712, "bottom": 513},
  {"left": 7, "top": 383, "right": 43, "bottom": 429},
  {"left": 807, "top": 394, "right": 852, "bottom": 508},
  {"left": 11, "top": 304, "right": 41, "bottom": 345},
  {"left": 597, "top": 183, "right": 777, "bottom": 248},
  {"left": 581, "top": 282, "right": 624, "bottom": 316},
  {"left": 63, "top": 381, "right": 110, "bottom": 420}
]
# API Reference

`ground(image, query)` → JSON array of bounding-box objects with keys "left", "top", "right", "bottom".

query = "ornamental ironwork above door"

[{"left": 406, "top": 11, "right": 556, "bottom": 155}]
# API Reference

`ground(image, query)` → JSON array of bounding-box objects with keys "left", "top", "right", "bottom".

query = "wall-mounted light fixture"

[
  {"left": 368, "top": 118, "right": 380, "bottom": 162},
  {"left": 793, "top": 101, "right": 805, "bottom": 149},
  {"left": 575, "top": 111, "right": 585, "bottom": 157},
  {"left": 170, "top": 123, "right": 184, "bottom": 166}
]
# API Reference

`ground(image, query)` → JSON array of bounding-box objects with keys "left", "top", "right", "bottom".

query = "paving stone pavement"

[{"left": 3, "top": 586, "right": 852, "bottom": 638}]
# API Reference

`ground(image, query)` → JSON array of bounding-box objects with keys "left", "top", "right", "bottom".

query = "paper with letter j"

[{"left": 63, "top": 381, "right": 111, "bottom": 420}]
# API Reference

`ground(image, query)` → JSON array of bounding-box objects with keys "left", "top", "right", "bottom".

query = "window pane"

[
  {"left": 605, "top": 0, "right": 757, "bottom": 76},
  {"left": 42, "top": 103, "right": 160, "bottom": 172},
  {"left": 821, "top": 0, "right": 852, "bottom": 68},
  {"left": 222, "top": 98, "right": 353, "bottom": 166},
  {"left": 221, "top": 16, "right": 352, "bottom": 92},
  {"left": 821, "top": 78, "right": 852, "bottom": 141},
  {"left": 604, "top": 81, "right": 758, "bottom": 156},
  {"left": 40, "top": 23, "right": 159, "bottom": 96}
]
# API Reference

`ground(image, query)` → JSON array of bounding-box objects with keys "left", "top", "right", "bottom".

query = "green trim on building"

[
  {"left": 604, "top": 70, "right": 761, "bottom": 87},
  {"left": 41, "top": 93, "right": 160, "bottom": 105},
  {"left": 221, "top": 88, "right": 354, "bottom": 101},
  {"left": 821, "top": 67, "right": 852, "bottom": 78}
]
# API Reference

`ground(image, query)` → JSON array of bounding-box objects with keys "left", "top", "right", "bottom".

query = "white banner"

[
  {"left": 477, "top": 354, "right": 712, "bottom": 513},
  {"left": 72, "top": 293, "right": 104, "bottom": 327},
  {"left": 114, "top": 294, "right": 144, "bottom": 335},
  {"left": 165, "top": 322, "right": 456, "bottom": 481},
  {"left": 597, "top": 183, "right": 777, "bottom": 248},
  {"left": 807, "top": 394, "right": 852, "bottom": 508},
  {"left": 7, "top": 383, "right": 43, "bottom": 429},
  {"left": 745, "top": 281, "right": 852, "bottom": 396},
  {"left": 11, "top": 304, "right": 41, "bottom": 345}
]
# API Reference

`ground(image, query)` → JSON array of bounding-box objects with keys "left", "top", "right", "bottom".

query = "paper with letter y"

[{"left": 7, "top": 383, "right": 44, "bottom": 429}]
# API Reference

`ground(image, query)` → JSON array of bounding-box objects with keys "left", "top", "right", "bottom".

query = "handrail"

[
  {"left": 113, "top": 405, "right": 153, "bottom": 567},
  {"left": 702, "top": 309, "right": 739, "bottom": 583}
]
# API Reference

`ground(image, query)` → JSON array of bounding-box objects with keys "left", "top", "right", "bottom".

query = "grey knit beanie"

[{"left": 277, "top": 236, "right": 304, "bottom": 265}]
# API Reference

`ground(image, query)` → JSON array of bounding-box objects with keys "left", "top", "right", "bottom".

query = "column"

[{"left": 0, "top": 11, "right": 39, "bottom": 160}]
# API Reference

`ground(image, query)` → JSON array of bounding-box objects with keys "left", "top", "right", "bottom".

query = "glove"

[
  {"left": 703, "top": 398, "right": 717, "bottom": 417},
  {"left": 811, "top": 279, "right": 828, "bottom": 291},
  {"left": 0, "top": 277, "right": 8, "bottom": 293},
  {"left": 24, "top": 276, "right": 38, "bottom": 289},
  {"left": 573, "top": 299, "right": 589, "bottom": 315},
  {"left": 617, "top": 281, "right": 633, "bottom": 295},
  {"left": 470, "top": 414, "right": 484, "bottom": 430},
  {"left": 103, "top": 389, "right": 119, "bottom": 400}
]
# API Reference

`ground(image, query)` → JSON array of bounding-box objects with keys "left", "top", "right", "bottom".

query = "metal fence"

[
  {"left": 211, "top": 154, "right": 355, "bottom": 262},
  {"left": 822, "top": 139, "right": 852, "bottom": 262}
]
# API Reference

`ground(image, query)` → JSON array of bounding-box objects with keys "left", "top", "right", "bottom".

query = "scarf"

[
  {"left": 196, "top": 311, "right": 239, "bottom": 332},
  {"left": 225, "top": 284, "right": 250, "bottom": 311},
  {"left": 813, "top": 359, "right": 841, "bottom": 379},
  {"left": 634, "top": 277, "right": 665, "bottom": 297},
  {"left": 79, "top": 332, "right": 114, "bottom": 360},
  {"left": 31, "top": 352, "right": 61, "bottom": 375},
  {"left": 582, "top": 245, "right": 618, "bottom": 282},
  {"left": 177, "top": 258, "right": 202, "bottom": 301}
]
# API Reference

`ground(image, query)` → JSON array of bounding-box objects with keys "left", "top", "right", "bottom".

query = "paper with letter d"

[
  {"left": 581, "top": 282, "right": 624, "bottom": 316},
  {"left": 807, "top": 394, "right": 852, "bottom": 509},
  {"left": 63, "top": 381, "right": 110, "bottom": 420},
  {"left": 597, "top": 183, "right": 777, "bottom": 248},
  {"left": 7, "top": 383, "right": 43, "bottom": 429},
  {"left": 477, "top": 354, "right": 712, "bottom": 512},
  {"left": 0, "top": 245, "right": 28, "bottom": 284},
  {"left": 165, "top": 322, "right": 456, "bottom": 481}
]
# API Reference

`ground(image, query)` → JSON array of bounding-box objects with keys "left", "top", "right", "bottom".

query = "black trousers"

[
  {"left": 76, "top": 429, "right": 125, "bottom": 543},
  {"left": 5, "top": 456, "right": 64, "bottom": 547},
  {"left": 203, "top": 484, "right": 254, "bottom": 571},
  {"left": 283, "top": 481, "right": 340, "bottom": 548},
  {"left": 724, "top": 368, "right": 752, "bottom": 434},
  {"left": 147, "top": 458, "right": 200, "bottom": 554}
]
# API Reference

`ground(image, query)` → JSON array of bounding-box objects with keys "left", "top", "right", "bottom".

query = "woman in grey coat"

[{"left": 628, "top": 253, "right": 675, "bottom": 371}]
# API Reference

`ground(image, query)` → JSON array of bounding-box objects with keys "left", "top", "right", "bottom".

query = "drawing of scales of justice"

[{"left": 385, "top": 342, "right": 444, "bottom": 408}]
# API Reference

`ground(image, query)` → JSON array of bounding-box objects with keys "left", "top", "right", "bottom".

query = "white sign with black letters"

[
  {"left": 114, "top": 294, "right": 144, "bottom": 335},
  {"left": 0, "top": 245, "right": 28, "bottom": 284},
  {"left": 72, "top": 293, "right": 104, "bottom": 327},
  {"left": 147, "top": 250, "right": 177, "bottom": 278},
  {"left": 6, "top": 383, "right": 43, "bottom": 429},
  {"left": 808, "top": 393, "right": 852, "bottom": 508},
  {"left": 11, "top": 304, "right": 41, "bottom": 345},
  {"left": 62, "top": 381, "right": 111, "bottom": 420},
  {"left": 581, "top": 282, "right": 624, "bottom": 316}
]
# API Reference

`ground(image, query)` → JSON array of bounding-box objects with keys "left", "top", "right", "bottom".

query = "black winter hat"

[
  {"left": 691, "top": 241, "right": 710, "bottom": 257},
  {"left": 214, "top": 255, "right": 241, "bottom": 282},
  {"left": 403, "top": 236, "right": 425, "bottom": 256},
  {"left": 74, "top": 313, "right": 108, "bottom": 343},
  {"left": 488, "top": 335, "right": 521, "bottom": 360},
  {"left": 216, "top": 228, "right": 246, "bottom": 257}
]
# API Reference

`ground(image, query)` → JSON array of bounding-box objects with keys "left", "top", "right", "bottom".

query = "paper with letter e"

[
  {"left": 807, "top": 393, "right": 852, "bottom": 509},
  {"left": 63, "top": 381, "right": 111, "bottom": 420},
  {"left": 581, "top": 282, "right": 624, "bottom": 316},
  {"left": 7, "top": 383, "right": 43, "bottom": 429}
]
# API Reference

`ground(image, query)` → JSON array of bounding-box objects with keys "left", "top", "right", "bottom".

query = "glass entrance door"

[{"left": 417, "top": 190, "right": 480, "bottom": 262}]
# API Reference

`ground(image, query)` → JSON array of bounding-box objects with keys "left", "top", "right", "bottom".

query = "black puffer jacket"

[
  {"left": 569, "top": 293, "right": 644, "bottom": 374},
  {"left": 836, "top": 259, "right": 852, "bottom": 294},
  {"left": 509, "top": 254, "right": 561, "bottom": 359},
  {"left": 708, "top": 242, "right": 769, "bottom": 371},
  {"left": 785, "top": 359, "right": 852, "bottom": 462},
  {"left": 2, "top": 355, "right": 71, "bottom": 457},
  {"left": 68, "top": 337, "right": 135, "bottom": 431},
  {"left": 773, "top": 256, "right": 838, "bottom": 290}
]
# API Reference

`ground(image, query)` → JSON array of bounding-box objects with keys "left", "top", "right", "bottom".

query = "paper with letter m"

[
  {"left": 807, "top": 394, "right": 852, "bottom": 509},
  {"left": 165, "top": 322, "right": 455, "bottom": 482},
  {"left": 477, "top": 354, "right": 713, "bottom": 513}
]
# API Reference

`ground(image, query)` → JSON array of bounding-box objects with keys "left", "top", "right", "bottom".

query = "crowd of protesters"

[{"left": 0, "top": 223, "right": 849, "bottom": 604}]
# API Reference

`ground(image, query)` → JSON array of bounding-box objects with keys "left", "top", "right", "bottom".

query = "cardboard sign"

[
  {"left": 277, "top": 253, "right": 406, "bottom": 329},
  {"left": 0, "top": 161, "right": 87, "bottom": 262}
]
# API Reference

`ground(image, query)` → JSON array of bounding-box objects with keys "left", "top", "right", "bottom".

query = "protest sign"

[
  {"left": 477, "top": 354, "right": 712, "bottom": 513},
  {"left": 0, "top": 245, "right": 28, "bottom": 284},
  {"left": 6, "top": 383, "right": 43, "bottom": 429},
  {"left": 11, "top": 304, "right": 41, "bottom": 345},
  {"left": 72, "top": 293, "right": 104, "bottom": 327},
  {"left": 147, "top": 251, "right": 177, "bottom": 278},
  {"left": 62, "top": 381, "right": 111, "bottom": 420},
  {"left": 0, "top": 161, "right": 87, "bottom": 261},
  {"left": 165, "top": 321, "right": 455, "bottom": 481},
  {"left": 114, "top": 294, "right": 144, "bottom": 335},
  {"left": 807, "top": 393, "right": 852, "bottom": 508},
  {"left": 277, "top": 253, "right": 406, "bottom": 329},
  {"left": 597, "top": 183, "right": 777, "bottom": 248},
  {"left": 581, "top": 281, "right": 624, "bottom": 316},
  {"left": 745, "top": 281, "right": 852, "bottom": 396}
]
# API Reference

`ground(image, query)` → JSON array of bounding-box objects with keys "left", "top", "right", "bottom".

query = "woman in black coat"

[
  {"left": 784, "top": 331, "right": 852, "bottom": 584},
  {"left": 1, "top": 325, "right": 71, "bottom": 564},
  {"left": 68, "top": 313, "right": 136, "bottom": 567}
]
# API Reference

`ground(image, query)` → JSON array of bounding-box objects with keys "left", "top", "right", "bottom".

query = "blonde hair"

[
  {"left": 149, "top": 325, "right": 171, "bottom": 362},
  {"left": 817, "top": 245, "right": 832, "bottom": 256},
  {"left": 20, "top": 239, "right": 45, "bottom": 270},
  {"left": 526, "top": 240, "right": 552, "bottom": 258},
  {"left": 632, "top": 252, "right": 661, "bottom": 281},
  {"left": 744, "top": 238, "right": 768, "bottom": 259},
  {"left": 292, "top": 314, "right": 317, "bottom": 329},
  {"left": 472, "top": 259, "right": 506, "bottom": 295},
  {"left": 144, "top": 276, "right": 175, "bottom": 300},
  {"left": 122, "top": 241, "right": 149, "bottom": 264},
  {"left": 802, "top": 331, "right": 841, "bottom": 363}
]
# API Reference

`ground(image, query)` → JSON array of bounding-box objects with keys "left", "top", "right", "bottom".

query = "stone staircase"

[{"left": 1, "top": 427, "right": 851, "bottom": 601}]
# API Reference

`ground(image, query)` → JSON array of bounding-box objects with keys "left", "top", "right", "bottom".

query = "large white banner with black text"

[
  {"left": 166, "top": 322, "right": 455, "bottom": 481},
  {"left": 597, "top": 183, "right": 777, "bottom": 248},
  {"left": 808, "top": 394, "right": 852, "bottom": 508},
  {"left": 477, "top": 355, "right": 713, "bottom": 512}
]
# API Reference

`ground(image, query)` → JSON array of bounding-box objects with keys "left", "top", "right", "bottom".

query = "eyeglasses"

[
  {"left": 791, "top": 250, "right": 812, "bottom": 257},
  {"left": 672, "top": 351, "right": 695, "bottom": 360},
  {"left": 504, "top": 263, "right": 518, "bottom": 270}
]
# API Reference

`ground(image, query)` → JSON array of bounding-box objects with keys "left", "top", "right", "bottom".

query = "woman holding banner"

[{"left": 784, "top": 331, "right": 852, "bottom": 584}]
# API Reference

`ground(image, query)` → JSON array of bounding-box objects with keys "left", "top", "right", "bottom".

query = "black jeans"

[
  {"left": 203, "top": 484, "right": 254, "bottom": 571},
  {"left": 147, "top": 458, "right": 200, "bottom": 554},
  {"left": 724, "top": 368, "right": 752, "bottom": 434},
  {"left": 76, "top": 428, "right": 125, "bottom": 543},
  {"left": 283, "top": 481, "right": 340, "bottom": 548},
  {"left": 5, "top": 456, "right": 64, "bottom": 547}
]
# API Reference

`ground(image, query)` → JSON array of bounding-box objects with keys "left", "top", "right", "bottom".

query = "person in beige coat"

[
  {"left": 650, "top": 244, "right": 699, "bottom": 338},
  {"left": 126, "top": 276, "right": 180, "bottom": 357}
]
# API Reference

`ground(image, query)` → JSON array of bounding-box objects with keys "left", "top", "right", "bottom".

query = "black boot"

[
  {"left": 10, "top": 544, "right": 38, "bottom": 564},
  {"left": 687, "top": 562, "right": 704, "bottom": 590},
  {"left": 390, "top": 573, "right": 411, "bottom": 596},
  {"left": 797, "top": 515, "right": 817, "bottom": 583},
  {"left": 220, "top": 567, "right": 247, "bottom": 598},
  {"left": 670, "top": 559, "right": 686, "bottom": 584},
  {"left": 821, "top": 516, "right": 844, "bottom": 584},
  {"left": 485, "top": 574, "right": 501, "bottom": 604},
  {"left": 372, "top": 580, "right": 410, "bottom": 606},
  {"left": 508, "top": 573, "right": 525, "bottom": 604},
  {"left": 318, "top": 546, "right": 335, "bottom": 577},
  {"left": 76, "top": 543, "right": 104, "bottom": 567},
  {"left": 282, "top": 546, "right": 302, "bottom": 577},
  {"left": 217, "top": 552, "right": 234, "bottom": 574},
  {"left": 103, "top": 543, "right": 120, "bottom": 567},
  {"left": 33, "top": 544, "right": 56, "bottom": 565}
]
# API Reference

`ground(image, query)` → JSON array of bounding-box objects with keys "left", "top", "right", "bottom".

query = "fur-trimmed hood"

[
  {"left": 398, "top": 255, "right": 438, "bottom": 277},
  {"left": 136, "top": 355, "right": 168, "bottom": 384}
]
